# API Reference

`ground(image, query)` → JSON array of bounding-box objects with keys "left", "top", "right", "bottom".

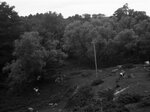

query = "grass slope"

[{"left": 0, "top": 64, "right": 150, "bottom": 112}]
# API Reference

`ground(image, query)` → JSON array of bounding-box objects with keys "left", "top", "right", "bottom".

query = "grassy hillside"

[{"left": 1, "top": 63, "right": 150, "bottom": 112}]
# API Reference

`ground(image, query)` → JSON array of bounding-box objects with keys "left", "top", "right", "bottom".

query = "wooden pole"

[
  {"left": 100, "top": 98, "right": 103, "bottom": 112},
  {"left": 93, "top": 42, "right": 98, "bottom": 77}
]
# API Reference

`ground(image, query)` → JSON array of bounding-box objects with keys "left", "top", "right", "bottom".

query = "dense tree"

[
  {"left": 3, "top": 32, "right": 47, "bottom": 88},
  {"left": 92, "top": 14, "right": 105, "bottom": 19},
  {"left": 21, "top": 12, "right": 65, "bottom": 41},
  {"left": 113, "top": 3, "right": 129, "bottom": 20},
  {"left": 3, "top": 32, "right": 66, "bottom": 90},
  {"left": 114, "top": 29, "right": 138, "bottom": 62},
  {"left": 0, "top": 2, "right": 20, "bottom": 76},
  {"left": 63, "top": 21, "right": 93, "bottom": 60},
  {"left": 66, "top": 14, "right": 83, "bottom": 25}
]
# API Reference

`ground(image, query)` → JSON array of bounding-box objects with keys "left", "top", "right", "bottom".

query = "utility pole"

[
  {"left": 92, "top": 41, "right": 98, "bottom": 77},
  {"left": 100, "top": 98, "right": 103, "bottom": 112}
]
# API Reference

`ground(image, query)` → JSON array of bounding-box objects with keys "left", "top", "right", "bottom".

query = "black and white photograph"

[{"left": 0, "top": 0, "right": 150, "bottom": 112}]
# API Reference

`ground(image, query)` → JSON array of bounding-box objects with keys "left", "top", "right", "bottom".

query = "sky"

[{"left": 2, "top": 0, "right": 150, "bottom": 18}]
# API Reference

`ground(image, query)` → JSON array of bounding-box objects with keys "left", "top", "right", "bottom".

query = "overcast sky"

[{"left": 2, "top": 0, "right": 150, "bottom": 18}]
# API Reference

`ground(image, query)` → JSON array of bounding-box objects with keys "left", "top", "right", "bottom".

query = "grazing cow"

[{"left": 119, "top": 70, "right": 125, "bottom": 77}]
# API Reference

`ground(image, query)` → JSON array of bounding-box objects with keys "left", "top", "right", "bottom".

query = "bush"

[
  {"left": 98, "top": 88, "right": 115, "bottom": 101},
  {"left": 122, "top": 63, "right": 135, "bottom": 69},
  {"left": 104, "top": 102, "right": 129, "bottom": 112},
  {"left": 65, "top": 87, "right": 131, "bottom": 112},
  {"left": 138, "top": 95, "right": 150, "bottom": 107},
  {"left": 81, "top": 71, "right": 92, "bottom": 77},
  {"left": 65, "top": 85, "right": 94, "bottom": 109},
  {"left": 70, "top": 71, "right": 82, "bottom": 76},
  {"left": 91, "top": 78, "right": 104, "bottom": 86},
  {"left": 71, "top": 99, "right": 129, "bottom": 112},
  {"left": 78, "top": 101, "right": 101, "bottom": 112},
  {"left": 116, "top": 93, "right": 142, "bottom": 105}
]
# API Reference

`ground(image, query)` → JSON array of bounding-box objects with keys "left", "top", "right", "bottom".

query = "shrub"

[
  {"left": 98, "top": 88, "right": 115, "bottom": 101},
  {"left": 65, "top": 85, "right": 94, "bottom": 109},
  {"left": 72, "top": 99, "right": 129, "bottom": 112},
  {"left": 104, "top": 103, "right": 129, "bottom": 112},
  {"left": 81, "top": 71, "right": 92, "bottom": 77},
  {"left": 91, "top": 78, "right": 104, "bottom": 86},
  {"left": 66, "top": 87, "right": 131, "bottom": 112},
  {"left": 116, "top": 93, "right": 142, "bottom": 105},
  {"left": 79, "top": 103, "right": 101, "bottom": 112},
  {"left": 122, "top": 63, "right": 135, "bottom": 69},
  {"left": 138, "top": 95, "right": 150, "bottom": 107},
  {"left": 70, "top": 71, "right": 82, "bottom": 76}
]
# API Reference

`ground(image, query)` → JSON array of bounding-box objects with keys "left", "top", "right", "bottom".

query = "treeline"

[{"left": 1, "top": 2, "right": 150, "bottom": 90}]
